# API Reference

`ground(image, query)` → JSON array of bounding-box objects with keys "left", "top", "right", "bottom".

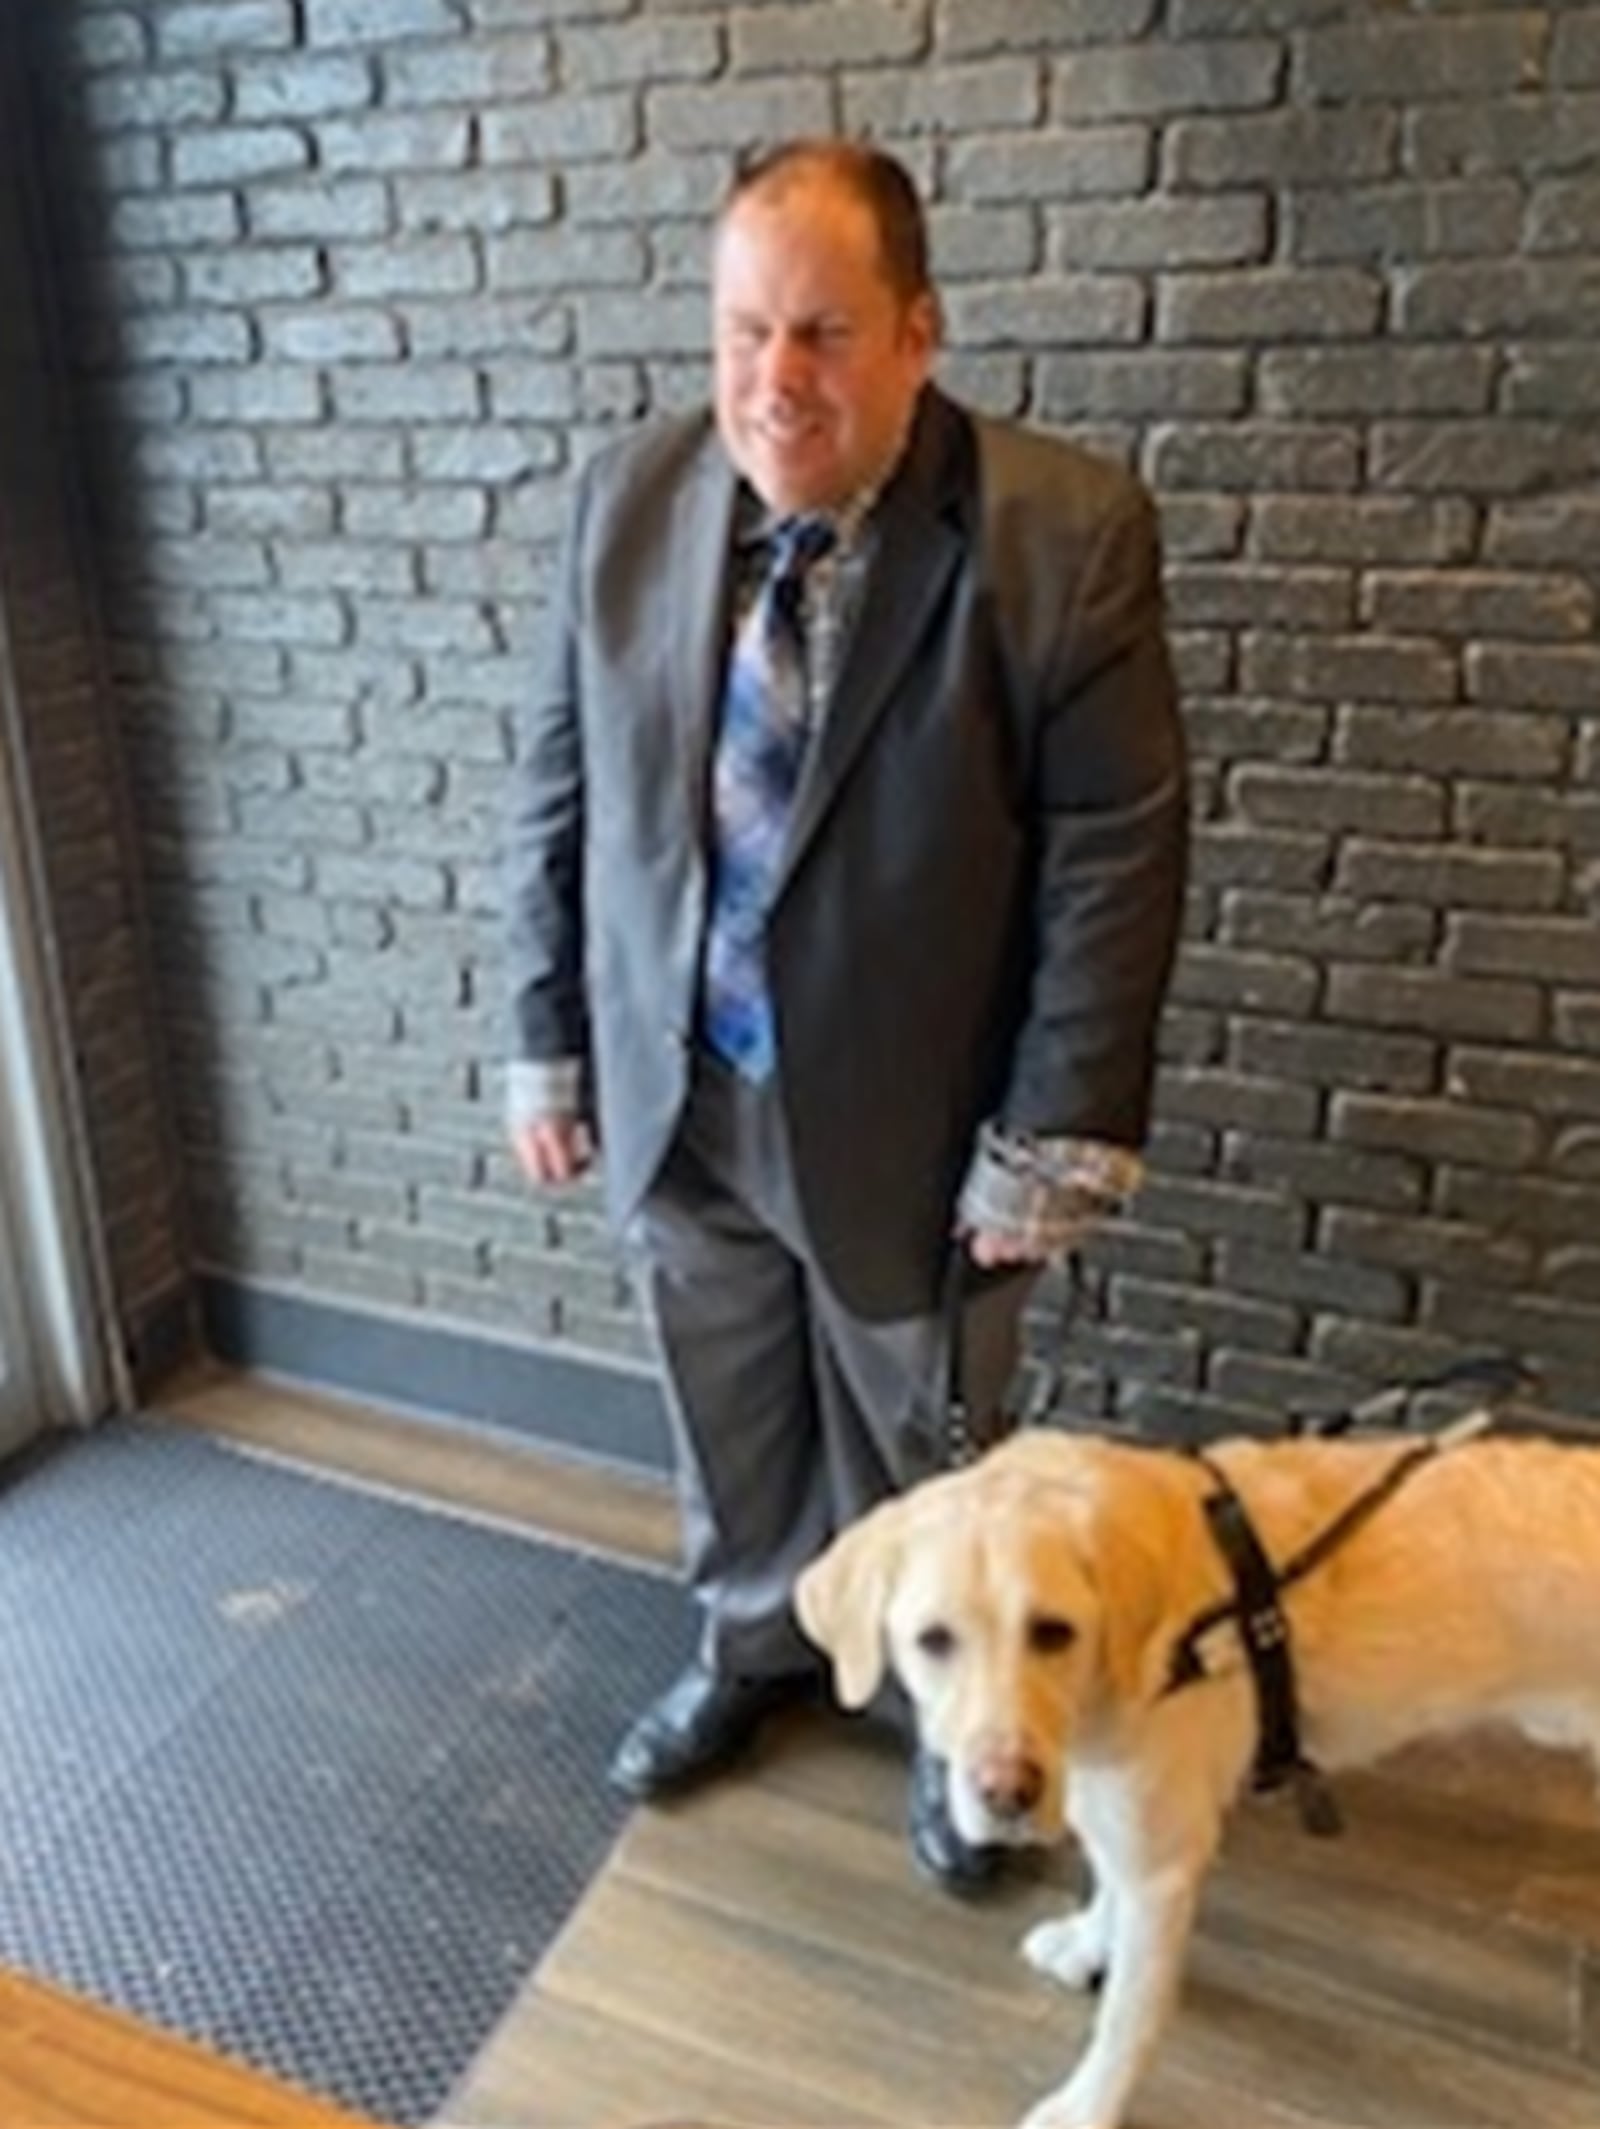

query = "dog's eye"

[
  {"left": 1027, "top": 1615, "right": 1078, "bottom": 1655},
  {"left": 915, "top": 1623, "right": 956, "bottom": 1660}
]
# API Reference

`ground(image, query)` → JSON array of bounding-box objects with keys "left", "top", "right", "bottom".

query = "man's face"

[{"left": 712, "top": 176, "right": 937, "bottom": 516}]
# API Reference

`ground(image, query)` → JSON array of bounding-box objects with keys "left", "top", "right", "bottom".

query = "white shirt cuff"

[
  {"left": 505, "top": 1057, "right": 583, "bottom": 1130},
  {"left": 956, "top": 1124, "right": 1143, "bottom": 1258}
]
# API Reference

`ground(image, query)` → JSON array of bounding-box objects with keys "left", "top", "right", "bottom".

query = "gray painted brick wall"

[{"left": 36, "top": 0, "right": 1600, "bottom": 1434}]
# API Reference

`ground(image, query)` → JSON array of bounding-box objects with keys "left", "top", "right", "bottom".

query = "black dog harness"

[
  {"left": 1161, "top": 1417, "right": 1491, "bottom": 1836},
  {"left": 940, "top": 1261, "right": 1534, "bottom": 1840}
]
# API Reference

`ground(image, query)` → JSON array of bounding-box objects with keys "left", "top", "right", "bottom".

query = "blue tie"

[{"left": 701, "top": 515, "right": 836, "bottom": 1080}]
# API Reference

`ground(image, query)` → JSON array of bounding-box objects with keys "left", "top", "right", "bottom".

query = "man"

[{"left": 506, "top": 140, "right": 1187, "bottom": 1891}]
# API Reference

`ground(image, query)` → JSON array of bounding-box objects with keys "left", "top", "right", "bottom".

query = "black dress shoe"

[
  {"left": 907, "top": 1746, "right": 1004, "bottom": 1896},
  {"left": 608, "top": 1661, "right": 811, "bottom": 1801}
]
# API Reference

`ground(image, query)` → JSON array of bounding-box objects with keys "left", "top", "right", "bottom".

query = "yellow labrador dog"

[{"left": 795, "top": 1425, "right": 1600, "bottom": 2129}]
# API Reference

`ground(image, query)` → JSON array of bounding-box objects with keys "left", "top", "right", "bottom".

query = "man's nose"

[{"left": 757, "top": 329, "right": 812, "bottom": 395}]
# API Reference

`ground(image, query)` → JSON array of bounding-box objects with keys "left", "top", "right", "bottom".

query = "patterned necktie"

[{"left": 701, "top": 514, "right": 836, "bottom": 1080}]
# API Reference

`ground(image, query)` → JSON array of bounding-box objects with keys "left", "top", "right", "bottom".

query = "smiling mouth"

[{"left": 754, "top": 409, "right": 824, "bottom": 444}]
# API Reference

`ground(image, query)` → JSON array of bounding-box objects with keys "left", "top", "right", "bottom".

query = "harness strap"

[
  {"left": 1273, "top": 1436, "right": 1441, "bottom": 1591},
  {"left": 1289, "top": 1354, "right": 1535, "bottom": 1438},
  {"left": 940, "top": 1250, "right": 983, "bottom": 1471},
  {"left": 1163, "top": 1425, "right": 1488, "bottom": 1836},
  {"left": 939, "top": 1248, "right": 1084, "bottom": 1470},
  {"left": 1195, "top": 1457, "right": 1303, "bottom": 1784}
]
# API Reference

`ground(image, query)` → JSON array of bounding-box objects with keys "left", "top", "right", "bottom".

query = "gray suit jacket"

[{"left": 506, "top": 387, "right": 1187, "bottom": 1318}]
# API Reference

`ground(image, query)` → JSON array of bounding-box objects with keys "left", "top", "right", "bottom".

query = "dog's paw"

[
  {"left": 1016, "top": 2088, "right": 1109, "bottom": 2129},
  {"left": 1021, "top": 1911, "right": 1108, "bottom": 1992}
]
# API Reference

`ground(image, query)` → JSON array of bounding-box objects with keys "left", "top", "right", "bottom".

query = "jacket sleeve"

[
  {"left": 1001, "top": 480, "right": 1189, "bottom": 1148},
  {"left": 504, "top": 465, "right": 591, "bottom": 1075}
]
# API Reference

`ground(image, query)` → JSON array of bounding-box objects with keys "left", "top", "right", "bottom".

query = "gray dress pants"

[{"left": 628, "top": 1049, "right": 1035, "bottom": 1684}]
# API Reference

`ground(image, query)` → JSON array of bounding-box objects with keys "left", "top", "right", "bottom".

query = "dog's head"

[{"left": 795, "top": 1433, "right": 1199, "bottom": 1848}]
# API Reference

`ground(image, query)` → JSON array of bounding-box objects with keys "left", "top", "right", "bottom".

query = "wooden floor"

[
  {"left": 24, "top": 1371, "right": 1600, "bottom": 2128},
  {"left": 446, "top": 1714, "right": 1600, "bottom": 2129},
  {"left": 0, "top": 1968, "right": 382, "bottom": 2129},
  {"left": 159, "top": 1365, "right": 679, "bottom": 1570}
]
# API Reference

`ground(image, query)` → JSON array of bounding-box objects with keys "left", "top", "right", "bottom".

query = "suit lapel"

[
  {"left": 668, "top": 434, "right": 739, "bottom": 819},
  {"left": 780, "top": 391, "right": 972, "bottom": 884}
]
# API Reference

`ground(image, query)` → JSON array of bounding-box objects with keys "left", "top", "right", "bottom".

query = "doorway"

[
  {"left": 0, "top": 1164, "right": 43, "bottom": 1457},
  {"left": 0, "top": 640, "right": 116, "bottom": 1454}
]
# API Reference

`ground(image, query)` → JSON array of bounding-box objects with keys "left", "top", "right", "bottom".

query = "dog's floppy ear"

[
  {"left": 794, "top": 1499, "right": 907, "bottom": 1709},
  {"left": 1088, "top": 1522, "right": 1181, "bottom": 1706},
  {"left": 1069, "top": 1458, "right": 1198, "bottom": 1707}
]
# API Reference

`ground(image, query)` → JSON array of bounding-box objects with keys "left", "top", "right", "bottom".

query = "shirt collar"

[{"left": 733, "top": 436, "right": 908, "bottom": 560}]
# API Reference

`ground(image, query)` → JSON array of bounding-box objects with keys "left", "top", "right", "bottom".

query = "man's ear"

[{"left": 793, "top": 1499, "right": 907, "bottom": 1710}]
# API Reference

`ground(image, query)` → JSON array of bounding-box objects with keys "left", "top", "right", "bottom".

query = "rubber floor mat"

[{"left": 0, "top": 1416, "right": 693, "bottom": 2124}]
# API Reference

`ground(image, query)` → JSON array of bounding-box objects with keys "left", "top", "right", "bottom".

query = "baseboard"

[
  {"left": 124, "top": 1276, "right": 203, "bottom": 1403},
  {"left": 197, "top": 1275, "right": 673, "bottom": 1477}
]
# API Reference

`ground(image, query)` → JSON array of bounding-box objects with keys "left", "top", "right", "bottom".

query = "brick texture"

[{"left": 14, "top": 0, "right": 1600, "bottom": 1438}]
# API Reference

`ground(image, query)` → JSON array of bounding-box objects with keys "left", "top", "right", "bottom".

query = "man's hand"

[
  {"left": 963, "top": 1224, "right": 1043, "bottom": 1270},
  {"left": 511, "top": 1116, "right": 595, "bottom": 1187}
]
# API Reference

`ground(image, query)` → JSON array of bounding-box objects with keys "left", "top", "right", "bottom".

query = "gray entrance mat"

[{"left": 0, "top": 1416, "right": 692, "bottom": 2123}]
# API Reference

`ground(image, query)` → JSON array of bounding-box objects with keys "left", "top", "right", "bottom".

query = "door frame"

[{"left": 0, "top": 612, "right": 120, "bottom": 1444}]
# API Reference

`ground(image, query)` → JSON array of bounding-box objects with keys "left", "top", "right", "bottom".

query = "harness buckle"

[{"left": 1244, "top": 1605, "right": 1287, "bottom": 1651}]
